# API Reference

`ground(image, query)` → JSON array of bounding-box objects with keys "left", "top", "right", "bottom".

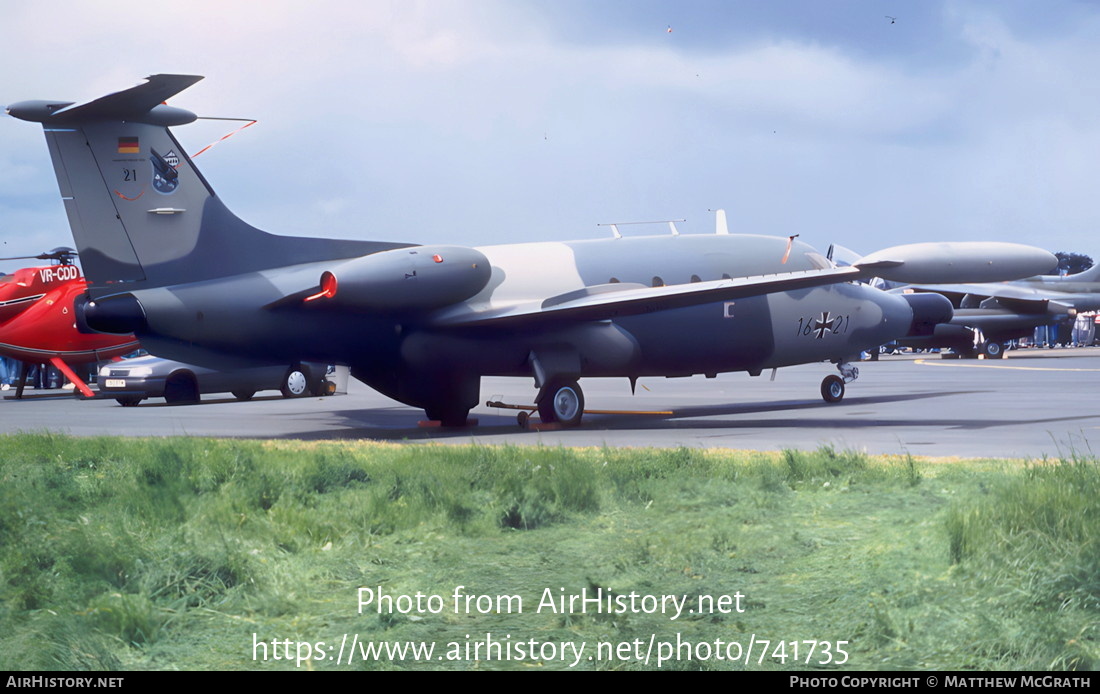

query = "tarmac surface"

[{"left": 3, "top": 347, "right": 1099, "bottom": 459}]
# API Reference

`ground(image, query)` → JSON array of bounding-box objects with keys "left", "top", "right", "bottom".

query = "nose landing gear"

[
  {"left": 821, "top": 375, "right": 845, "bottom": 402},
  {"left": 821, "top": 361, "right": 859, "bottom": 403}
]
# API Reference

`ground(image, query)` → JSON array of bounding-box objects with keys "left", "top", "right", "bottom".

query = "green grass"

[{"left": 0, "top": 435, "right": 1095, "bottom": 671}]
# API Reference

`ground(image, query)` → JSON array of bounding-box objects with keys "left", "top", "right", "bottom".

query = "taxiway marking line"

[{"left": 913, "top": 359, "right": 1100, "bottom": 372}]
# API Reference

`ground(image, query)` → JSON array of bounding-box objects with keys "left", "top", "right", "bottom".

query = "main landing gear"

[
  {"left": 536, "top": 379, "right": 585, "bottom": 427},
  {"left": 820, "top": 361, "right": 858, "bottom": 403},
  {"left": 981, "top": 340, "right": 1006, "bottom": 359}
]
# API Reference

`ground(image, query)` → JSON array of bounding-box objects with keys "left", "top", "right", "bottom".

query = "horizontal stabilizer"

[
  {"left": 7, "top": 74, "right": 203, "bottom": 125},
  {"left": 52, "top": 74, "right": 202, "bottom": 121}
]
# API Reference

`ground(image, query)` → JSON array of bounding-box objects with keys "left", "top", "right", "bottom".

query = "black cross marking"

[{"left": 811, "top": 312, "right": 838, "bottom": 339}]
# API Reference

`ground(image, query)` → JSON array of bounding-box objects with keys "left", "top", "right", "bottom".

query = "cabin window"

[{"left": 652, "top": 276, "right": 664, "bottom": 287}]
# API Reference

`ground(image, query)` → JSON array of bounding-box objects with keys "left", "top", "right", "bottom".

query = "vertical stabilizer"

[
  {"left": 1058, "top": 261, "right": 1100, "bottom": 282},
  {"left": 8, "top": 75, "right": 411, "bottom": 297}
]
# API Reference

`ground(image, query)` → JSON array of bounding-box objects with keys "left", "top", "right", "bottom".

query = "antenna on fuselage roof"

[
  {"left": 707, "top": 208, "right": 729, "bottom": 235},
  {"left": 597, "top": 219, "right": 687, "bottom": 239}
]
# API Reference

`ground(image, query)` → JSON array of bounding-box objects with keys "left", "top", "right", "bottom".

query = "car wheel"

[
  {"left": 164, "top": 372, "right": 199, "bottom": 404},
  {"left": 281, "top": 366, "right": 309, "bottom": 398}
]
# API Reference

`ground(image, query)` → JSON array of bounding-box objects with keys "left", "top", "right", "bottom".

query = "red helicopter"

[{"left": 0, "top": 248, "right": 139, "bottom": 398}]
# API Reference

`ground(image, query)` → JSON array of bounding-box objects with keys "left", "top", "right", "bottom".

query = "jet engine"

[
  {"left": 77, "top": 292, "right": 146, "bottom": 335},
  {"left": 902, "top": 292, "right": 953, "bottom": 337},
  {"left": 307, "top": 246, "right": 492, "bottom": 311}
]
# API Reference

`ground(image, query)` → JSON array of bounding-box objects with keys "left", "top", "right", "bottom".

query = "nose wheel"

[
  {"left": 821, "top": 361, "right": 858, "bottom": 403},
  {"left": 821, "top": 375, "right": 845, "bottom": 402}
]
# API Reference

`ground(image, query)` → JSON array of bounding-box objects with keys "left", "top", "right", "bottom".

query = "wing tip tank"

[{"left": 857, "top": 242, "right": 1058, "bottom": 284}]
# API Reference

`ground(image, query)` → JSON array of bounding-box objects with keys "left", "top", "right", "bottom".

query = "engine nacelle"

[
  {"left": 78, "top": 292, "right": 147, "bottom": 335},
  {"left": 312, "top": 245, "right": 491, "bottom": 311},
  {"left": 902, "top": 292, "right": 953, "bottom": 337}
]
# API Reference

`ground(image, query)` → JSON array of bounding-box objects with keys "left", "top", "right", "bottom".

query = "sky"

[{"left": 2, "top": 0, "right": 1099, "bottom": 273}]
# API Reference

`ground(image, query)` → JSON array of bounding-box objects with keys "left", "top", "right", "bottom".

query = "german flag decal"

[{"left": 117, "top": 136, "right": 139, "bottom": 154}]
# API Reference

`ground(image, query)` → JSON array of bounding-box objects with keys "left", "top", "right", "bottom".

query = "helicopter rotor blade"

[{"left": 0, "top": 248, "right": 79, "bottom": 263}]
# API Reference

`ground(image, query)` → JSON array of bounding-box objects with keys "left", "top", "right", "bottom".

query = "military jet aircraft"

[
  {"left": 895, "top": 262, "right": 1100, "bottom": 358},
  {"left": 6, "top": 75, "right": 1056, "bottom": 426}
]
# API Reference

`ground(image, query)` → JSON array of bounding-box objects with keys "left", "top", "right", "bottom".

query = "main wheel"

[
  {"left": 116, "top": 396, "right": 142, "bottom": 407},
  {"left": 164, "top": 372, "right": 199, "bottom": 404},
  {"left": 820, "top": 375, "right": 845, "bottom": 403},
  {"left": 281, "top": 366, "right": 309, "bottom": 398},
  {"left": 537, "top": 380, "right": 584, "bottom": 427},
  {"left": 232, "top": 389, "right": 256, "bottom": 401},
  {"left": 982, "top": 340, "right": 1005, "bottom": 359}
]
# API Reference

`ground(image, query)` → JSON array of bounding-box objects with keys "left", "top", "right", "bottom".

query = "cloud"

[{"left": 2, "top": 1, "right": 1100, "bottom": 260}]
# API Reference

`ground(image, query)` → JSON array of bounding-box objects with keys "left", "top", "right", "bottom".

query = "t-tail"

[{"left": 7, "top": 74, "right": 411, "bottom": 298}]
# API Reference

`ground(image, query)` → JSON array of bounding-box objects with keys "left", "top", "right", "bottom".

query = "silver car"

[{"left": 98, "top": 355, "right": 332, "bottom": 406}]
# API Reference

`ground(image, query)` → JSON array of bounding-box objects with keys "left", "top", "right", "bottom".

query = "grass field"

[{"left": 0, "top": 434, "right": 1096, "bottom": 671}]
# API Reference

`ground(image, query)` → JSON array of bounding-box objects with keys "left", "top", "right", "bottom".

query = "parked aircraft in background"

[
  {"left": 895, "top": 262, "right": 1100, "bottom": 358},
  {"left": 0, "top": 248, "right": 138, "bottom": 397},
  {"left": 6, "top": 75, "right": 1057, "bottom": 426}
]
